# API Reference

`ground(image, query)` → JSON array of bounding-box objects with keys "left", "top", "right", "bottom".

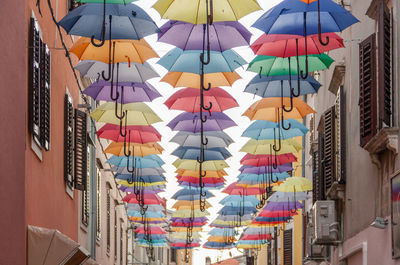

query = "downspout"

[
  {"left": 89, "top": 98, "right": 97, "bottom": 258},
  {"left": 302, "top": 95, "right": 307, "bottom": 264}
]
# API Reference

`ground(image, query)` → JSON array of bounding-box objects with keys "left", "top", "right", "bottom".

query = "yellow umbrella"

[
  {"left": 273, "top": 177, "right": 312, "bottom": 192},
  {"left": 236, "top": 244, "right": 257, "bottom": 249},
  {"left": 90, "top": 102, "right": 162, "bottom": 126},
  {"left": 171, "top": 233, "right": 202, "bottom": 239},
  {"left": 153, "top": 0, "right": 261, "bottom": 24},
  {"left": 171, "top": 227, "right": 203, "bottom": 232},
  {"left": 212, "top": 219, "right": 251, "bottom": 226},
  {"left": 118, "top": 180, "right": 166, "bottom": 187},
  {"left": 240, "top": 141, "right": 298, "bottom": 155},
  {"left": 161, "top": 71, "right": 241, "bottom": 89},
  {"left": 244, "top": 139, "right": 302, "bottom": 152},
  {"left": 176, "top": 169, "right": 227, "bottom": 178},
  {"left": 172, "top": 200, "right": 212, "bottom": 209},
  {"left": 172, "top": 209, "right": 210, "bottom": 218},
  {"left": 207, "top": 236, "right": 236, "bottom": 242},
  {"left": 243, "top": 98, "right": 315, "bottom": 121},
  {"left": 173, "top": 159, "right": 229, "bottom": 171},
  {"left": 70, "top": 38, "right": 158, "bottom": 64},
  {"left": 105, "top": 142, "right": 163, "bottom": 156}
]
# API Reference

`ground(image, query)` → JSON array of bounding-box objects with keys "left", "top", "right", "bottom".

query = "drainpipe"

[
  {"left": 89, "top": 98, "right": 97, "bottom": 258},
  {"left": 302, "top": 95, "right": 307, "bottom": 264}
]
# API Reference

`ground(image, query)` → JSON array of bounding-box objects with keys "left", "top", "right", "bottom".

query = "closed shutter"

[
  {"left": 107, "top": 187, "right": 111, "bottom": 252},
  {"left": 29, "top": 18, "right": 41, "bottom": 146},
  {"left": 283, "top": 229, "right": 293, "bottom": 265},
  {"left": 309, "top": 114, "right": 315, "bottom": 146},
  {"left": 317, "top": 133, "right": 326, "bottom": 200},
  {"left": 359, "top": 34, "right": 377, "bottom": 147},
  {"left": 312, "top": 149, "right": 321, "bottom": 203},
  {"left": 378, "top": 1, "right": 392, "bottom": 127},
  {"left": 64, "top": 94, "right": 74, "bottom": 188},
  {"left": 335, "top": 87, "right": 346, "bottom": 184},
  {"left": 323, "top": 106, "right": 336, "bottom": 194},
  {"left": 40, "top": 43, "right": 50, "bottom": 150},
  {"left": 74, "top": 109, "right": 88, "bottom": 191}
]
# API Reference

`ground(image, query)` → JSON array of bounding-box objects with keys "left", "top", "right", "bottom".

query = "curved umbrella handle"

[
  {"left": 101, "top": 16, "right": 113, "bottom": 81},
  {"left": 280, "top": 108, "right": 292, "bottom": 131},
  {"left": 273, "top": 128, "right": 282, "bottom": 152},
  {"left": 110, "top": 62, "right": 120, "bottom": 101},
  {"left": 282, "top": 80, "right": 294, "bottom": 113},
  {"left": 318, "top": 0, "right": 330, "bottom": 46},
  {"left": 114, "top": 86, "right": 126, "bottom": 120},
  {"left": 90, "top": 0, "right": 106, "bottom": 47},
  {"left": 300, "top": 14, "right": 309, "bottom": 80},
  {"left": 200, "top": 71, "right": 212, "bottom": 91}
]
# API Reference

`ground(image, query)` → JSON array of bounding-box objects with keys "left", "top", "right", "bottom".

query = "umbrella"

[
  {"left": 223, "top": 182, "right": 264, "bottom": 195},
  {"left": 240, "top": 153, "right": 297, "bottom": 166},
  {"left": 172, "top": 209, "right": 209, "bottom": 218},
  {"left": 165, "top": 87, "right": 238, "bottom": 112},
  {"left": 120, "top": 185, "right": 165, "bottom": 193},
  {"left": 76, "top": 0, "right": 137, "bottom": 3},
  {"left": 107, "top": 154, "right": 164, "bottom": 167},
  {"left": 263, "top": 201, "right": 304, "bottom": 212},
  {"left": 167, "top": 112, "right": 236, "bottom": 132},
  {"left": 152, "top": 0, "right": 261, "bottom": 24},
  {"left": 83, "top": 81, "right": 161, "bottom": 103},
  {"left": 172, "top": 200, "right": 212, "bottom": 209},
  {"left": 161, "top": 71, "right": 241, "bottom": 89},
  {"left": 239, "top": 164, "right": 293, "bottom": 174},
  {"left": 158, "top": 21, "right": 251, "bottom": 51},
  {"left": 240, "top": 140, "right": 299, "bottom": 155},
  {"left": 97, "top": 124, "right": 161, "bottom": 143},
  {"left": 177, "top": 175, "right": 225, "bottom": 184},
  {"left": 59, "top": 3, "right": 159, "bottom": 40},
  {"left": 172, "top": 146, "right": 231, "bottom": 161},
  {"left": 127, "top": 211, "right": 165, "bottom": 218},
  {"left": 70, "top": 37, "right": 158, "bottom": 63},
  {"left": 172, "top": 189, "right": 214, "bottom": 199},
  {"left": 158, "top": 48, "right": 246, "bottom": 74},
  {"left": 75, "top": 61, "right": 159, "bottom": 82},
  {"left": 176, "top": 169, "right": 227, "bottom": 178},
  {"left": 237, "top": 172, "right": 289, "bottom": 184},
  {"left": 170, "top": 131, "right": 233, "bottom": 148},
  {"left": 267, "top": 191, "right": 309, "bottom": 202},
  {"left": 273, "top": 177, "right": 313, "bottom": 192},
  {"left": 127, "top": 204, "right": 164, "bottom": 212},
  {"left": 242, "top": 138, "right": 302, "bottom": 152},
  {"left": 135, "top": 226, "right": 166, "bottom": 235},
  {"left": 173, "top": 159, "right": 229, "bottom": 171},
  {"left": 242, "top": 120, "right": 308, "bottom": 140},
  {"left": 119, "top": 180, "right": 166, "bottom": 187},
  {"left": 203, "top": 241, "right": 235, "bottom": 249},
  {"left": 105, "top": 142, "right": 163, "bottom": 157},
  {"left": 220, "top": 195, "right": 259, "bottom": 205},
  {"left": 91, "top": 102, "right": 162, "bottom": 125},
  {"left": 112, "top": 166, "right": 165, "bottom": 175},
  {"left": 258, "top": 210, "right": 297, "bottom": 218}
]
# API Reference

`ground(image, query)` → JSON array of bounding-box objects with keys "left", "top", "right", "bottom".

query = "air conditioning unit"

[
  {"left": 306, "top": 220, "right": 324, "bottom": 258},
  {"left": 312, "top": 200, "right": 339, "bottom": 244}
]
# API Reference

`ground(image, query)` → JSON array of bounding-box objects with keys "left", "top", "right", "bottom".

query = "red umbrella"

[
  {"left": 165, "top": 87, "right": 238, "bottom": 112},
  {"left": 97, "top": 124, "right": 161, "bottom": 143},
  {"left": 241, "top": 234, "right": 272, "bottom": 241},
  {"left": 171, "top": 242, "right": 201, "bottom": 248},
  {"left": 258, "top": 210, "right": 298, "bottom": 218},
  {"left": 135, "top": 226, "right": 166, "bottom": 235},
  {"left": 171, "top": 222, "right": 207, "bottom": 227},
  {"left": 222, "top": 182, "right": 264, "bottom": 195},
  {"left": 123, "top": 193, "right": 164, "bottom": 205},
  {"left": 240, "top": 153, "right": 297, "bottom": 167},
  {"left": 176, "top": 175, "right": 226, "bottom": 184},
  {"left": 251, "top": 33, "right": 344, "bottom": 58}
]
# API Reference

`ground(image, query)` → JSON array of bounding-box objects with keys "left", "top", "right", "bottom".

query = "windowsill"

[
  {"left": 80, "top": 222, "right": 89, "bottom": 233},
  {"left": 326, "top": 182, "right": 345, "bottom": 201},
  {"left": 363, "top": 127, "right": 399, "bottom": 169},
  {"left": 31, "top": 135, "right": 43, "bottom": 161}
]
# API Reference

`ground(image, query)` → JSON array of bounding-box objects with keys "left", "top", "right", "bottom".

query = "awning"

[{"left": 28, "top": 225, "right": 90, "bottom": 265}]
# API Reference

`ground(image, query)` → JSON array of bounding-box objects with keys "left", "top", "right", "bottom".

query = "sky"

[{"left": 132, "top": 1, "right": 283, "bottom": 264}]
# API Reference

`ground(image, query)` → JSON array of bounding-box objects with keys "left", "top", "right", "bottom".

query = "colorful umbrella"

[
  {"left": 240, "top": 154, "right": 297, "bottom": 166},
  {"left": 161, "top": 71, "right": 241, "bottom": 89},
  {"left": 172, "top": 146, "right": 231, "bottom": 161},
  {"left": 173, "top": 159, "right": 229, "bottom": 171},
  {"left": 167, "top": 112, "right": 236, "bottom": 132},
  {"left": 105, "top": 142, "right": 163, "bottom": 156},
  {"left": 97, "top": 124, "right": 161, "bottom": 143},
  {"left": 170, "top": 131, "right": 233, "bottom": 148}
]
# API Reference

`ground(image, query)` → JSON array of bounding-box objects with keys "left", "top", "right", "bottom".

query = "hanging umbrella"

[
  {"left": 245, "top": 75, "right": 320, "bottom": 98},
  {"left": 97, "top": 124, "right": 161, "bottom": 143},
  {"left": 161, "top": 71, "right": 241, "bottom": 89},
  {"left": 223, "top": 182, "right": 264, "bottom": 196},
  {"left": 176, "top": 169, "right": 227, "bottom": 178},
  {"left": 112, "top": 166, "right": 165, "bottom": 175},
  {"left": 127, "top": 204, "right": 164, "bottom": 212},
  {"left": 167, "top": 112, "right": 236, "bottom": 132},
  {"left": 242, "top": 120, "right": 308, "bottom": 140},
  {"left": 237, "top": 172, "right": 289, "bottom": 184},
  {"left": 83, "top": 81, "right": 161, "bottom": 103},
  {"left": 152, "top": 0, "right": 261, "bottom": 24},
  {"left": 263, "top": 201, "right": 304, "bottom": 212},
  {"left": 239, "top": 164, "right": 293, "bottom": 174},
  {"left": 107, "top": 154, "right": 164, "bottom": 167},
  {"left": 173, "top": 159, "right": 229, "bottom": 171},
  {"left": 172, "top": 209, "right": 210, "bottom": 218},
  {"left": 242, "top": 138, "right": 302, "bottom": 152},
  {"left": 127, "top": 211, "right": 165, "bottom": 218},
  {"left": 267, "top": 191, "right": 309, "bottom": 202},
  {"left": 158, "top": 48, "right": 246, "bottom": 74},
  {"left": 118, "top": 180, "right": 166, "bottom": 187},
  {"left": 158, "top": 21, "right": 251, "bottom": 51},
  {"left": 165, "top": 87, "right": 238, "bottom": 112},
  {"left": 203, "top": 241, "right": 235, "bottom": 249},
  {"left": 172, "top": 146, "right": 231, "bottom": 161},
  {"left": 240, "top": 141, "right": 299, "bottom": 155},
  {"left": 75, "top": 61, "right": 159, "bottom": 82},
  {"left": 91, "top": 102, "right": 162, "bottom": 125},
  {"left": 240, "top": 153, "right": 297, "bottom": 166},
  {"left": 172, "top": 200, "right": 212, "bottom": 209},
  {"left": 220, "top": 195, "right": 259, "bottom": 205},
  {"left": 170, "top": 131, "right": 233, "bottom": 148},
  {"left": 70, "top": 37, "right": 158, "bottom": 63},
  {"left": 172, "top": 189, "right": 214, "bottom": 199},
  {"left": 273, "top": 177, "right": 313, "bottom": 192},
  {"left": 59, "top": 3, "right": 159, "bottom": 40},
  {"left": 218, "top": 206, "right": 257, "bottom": 215},
  {"left": 177, "top": 175, "right": 225, "bottom": 185},
  {"left": 135, "top": 226, "right": 166, "bottom": 235},
  {"left": 258, "top": 210, "right": 297, "bottom": 218},
  {"left": 120, "top": 185, "right": 165, "bottom": 193},
  {"left": 105, "top": 142, "right": 163, "bottom": 157}
]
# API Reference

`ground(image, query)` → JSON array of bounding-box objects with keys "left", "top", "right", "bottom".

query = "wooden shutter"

[
  {"left": 317, "top": 133, "right": 326, "bottom": 200},
  {"left": 359, "top": 33, "right": 377, "bottom": 147},
  {"left": 323, "top": 106, "right": 336, "bottom": 194},
  {"left": 29, "top": 18, "right": 42, "bottom": 146},
  {"left": 107, "top": 187, "right": 111, "bottom": 252},
  {"left": 64, "top": 94, "right": 74, "bottom": 188},
  {"left": 312, "top": 149, "right": 321, "bottom": 203},
  {"left": 283, "top": 229, "right": 293, "bottom": 265},
  {"left": 74, "top": 109, "right": 88, "bottom": 191},
  {"left": 40, "top": 43, "right": 50, "bottom": 150},
  {"left": 335, "top": 87, "right": 346, "bottom": 184},
  {"left": 378, "top": 1, "right": 392, "bottom": 127}
]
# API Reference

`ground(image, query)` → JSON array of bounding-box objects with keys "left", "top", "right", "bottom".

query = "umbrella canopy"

[
  {"left": 258, "top": 210, "right": 298, "bottom": 218},
  {"left": 83, "top": 81, "right": 161, "bottom": 103},
  {"left": 158, "top": 21, "right": 251, "bottom": 51},
  {"left": 120, "top": 185, "right": 165, "bottom": 193},
  {"left": 75, "top": 61, "right": 159, "bottom": 82},
  {"left": 176, "top": 169, "right": 227, "bottom": 178},
  {"left": 112, "top": 166, "right": 165, "bottom": 175},
  {"left": 158, "top": 48, "right": 246, "bottom": 74},
  {"left": 263, "top": 201, "right": 304, "bottom": 212},
  {"left": 172, "top": 209, "right": 210, "bottom": 218},
  {"left": 220, "top": 195, "right": 259, "bottom": 205},
  {"left": 237, "top": 172, "right": 290, "bottom": 184},
  {"left": 161, "top": 71, "right": 241, "bottom": 89},
  {"left": 171, "top": 131, "right": 233, "bottom": 148},
  {"left": 107, "top": 155, "right": 164, "bottom": 168},
  {"left": 243, "top": 98, "right": 315, "bottom": 121},
  {"left": 240, "top": 140, "right": 299, "bottom": 155},
  {"left": 252, "top": 0, "right": 358, "bottom": 36},
  {"left": 267, "top": 191, "right": 309, "bottom": 202},
  {"left": 223, "top": 182, "right": 264, "bottom": 196},
  {"left": 59, "top": 3, "right": 159, "bottom": 40},
  {"left": 127, "top": 204, "right": 164, "bottom": 212},
  {"left": 273, "top": 177, "right": 313, "bottom": 192},
  {"left": 172, "top": 189, "right": 214, "bottom": 199},
  {"left": 105, "top": 142, "right": 163, "bottom": 157},
  {"left": 172, "top": 146, "right": 232, "bottom": 161},
  {"left": 242, "top": 120, "right": 308, "bottom": 140},
  {"left": 165, "top": 87, "right": 238, "bottom": 112},
  {"left": 173, "top": 159, "right": 229, "bottom": 171},
  {"left": 251, "top": 33, "right": 344, "bottom": 57},
  {"left": 97, "top": 124, "right": 161, "bottom": 143},
  {"left": 152, "top": 0, "right": 261, "bottom": 24},
  {"left": 135, "top": 226, "right": 166, "bottom": 235},
  {"left": 70, "top": 38, "right": 158, "bottom": 64},
  {"left": 248, "top": 54, "right": 334, "bottom": 76},
  {"left": 242, "top": 138, "right": 302, "bottom": 152},
  {"left": 240, "top": 153, "right": 297, "bottom": 166},
  {"left": 239, "top": 164, "right": 293, "bottom": 174},
  {"left": 167, "top": 112, "right": 236, "bottom": 132},
  {"left": 177, "top": 175, "right": 225, "bottom": 184},
  {"left": 91, "top": 102, "right": 162, "bottom": 125},
  {"left": 245, "top": 75, "right": 320, "bottom": 98}
]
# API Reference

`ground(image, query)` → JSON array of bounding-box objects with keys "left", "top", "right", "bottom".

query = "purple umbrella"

[
  {"left": 178, "top": 181, "right": 224, "bottom": 189},
  {"left": 158, "top": 21, "right": 251, "bottom": 51},
  {"left": 239, "top": 164, "right": 293, "bottom": 174},
  {"left": 171, "top": 217, "right": 208, "bottom": 223},
  {"left": 83, "top": 80, "right": 161, "bottom": 103},
  {"left": 119, "top": 186, "right": 165, "bottom": 194},
  {"left": 264, "top": 201, "right": 304, "bottom": 212},
  {"left": 167, "top": 112, "right": 236, "bottom": 132}
]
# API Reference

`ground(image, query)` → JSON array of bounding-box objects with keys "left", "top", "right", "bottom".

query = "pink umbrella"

[{"left": 97, "top": 124, "right": 161, "bottom": 143}]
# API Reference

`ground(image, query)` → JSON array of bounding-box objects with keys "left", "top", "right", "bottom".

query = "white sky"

[{"left": 133, "top": 1, "right": 283, "bottom": 264}]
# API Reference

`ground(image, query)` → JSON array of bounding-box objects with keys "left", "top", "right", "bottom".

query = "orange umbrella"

[
  {"left": 207, "top": 236, "right": 236, "bottom": 243},
  {"left": 161, "top": 71, "right": 241, "bottom": 89},
  {"left": 243, "top": 97, "right": 315, "bottom": 122},
  {"left": 172, "top": 200, "right": 212, "bottom": 210},
  {"left": 104, "top": 142, "right": 163, "bottom": 157},
  {"left": 69, "top": 37, "right": 158, "bottom": 64}
]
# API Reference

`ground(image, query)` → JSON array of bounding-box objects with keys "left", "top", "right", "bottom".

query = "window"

[
  {"left": 171, "top": 248, "right": 177, "bottom": 263},
  {"left": 64, "top": 93, "right": 74, "bottom": 189},
  {"left": 158, "top": 248, "right": 163, "bottom": 263},
  {"left": 107, "top": 186, "right": 111, "bottom": 253},
  {"left": 74, "top": 109, "right": 88, "bottom": 190},
  {"left": 120, "top": 224, "right": 123, "bottom": 265},
  {"left": 96, "top": 168, "right": 101, "bottom": 239},
  {"left": 81, "top": 147, "right": 90, "bottom": 225},
  {"left": 114, "top": 204, "right": 118, "bottom": 261},
  {"left": 29, "top": 18, "right": 51, "bottom": 151},
  {"left": 283, "top": 229, "right": 293, "bottom": 265}
]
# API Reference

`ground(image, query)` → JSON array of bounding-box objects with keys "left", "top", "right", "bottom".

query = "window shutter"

[
  {"left": 309, "top": 114, "right": 315, "bottom": 146},
  {"left": 378, "top": 1, "right": 392, "bottom": 127},
  {"left": 64, "top": 94, "right": 74, "bottom": 188},
  {"left": 359, "top": 33, "right": 377, "bottom": 147},
  {"left": 323, "top": 106, "right": 336, "bottom": 194},
  {"left": 107, "top": 187, "right": 111, "bottom": 253},
  {"left": 74, "top": 109, "right": 88, "bottom": 191},
  {"left": 312, "top": 149, "right": 321, "bottom": 203},
  {"left": 40, "top": 43, "right": 51, "bottom": 150},
  {"left": 335, "top": 87, "right": 346, "bottom": 184},
  {"left": 317, "top": 132, "right": 326, "bottom": 200},
  {"left": 29, "top": 18, "right": 42, "bottom": 146},
  {"left": 283, "top": 229, "right": 293, "bottom": 265}
]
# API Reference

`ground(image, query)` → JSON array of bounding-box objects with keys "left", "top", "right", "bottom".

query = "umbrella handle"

[
  {"left": 110, "top": 63, "right": 121, "bottom": 101},
  {"left": 119, "top": 112, "right": 128, "bottom": 137},
  {"left": 90, "top": 0, "right": 107, "bottom": 47},
  {"left": 318, "top": 0, "right": 330, "bottom": 46},
  {"left": 124, "top": 130, "right": 132, "bottom": 158},
  {"left": 273, "top": 128, "right": 282, "bottom": 152},
  {"left": 101, "top": 25, "right": 114, "bottom": 81},
  {"left": 114, "top": 86, "right": 126, "bottom": 120},
  {"left": 280, "top": 108, "right": 292, "bottom": 131},
  {"left": 200, "top": 112, "right": 208, "bottom": 123},
  {"left": 200, "top": 70, "right": 212, "bottom": 91},
  {"left": 300, "top": 14, "right": 309, "bottom": 80},
  {"left": 282, "top": 80, "right": 294, "bottom": 113}
]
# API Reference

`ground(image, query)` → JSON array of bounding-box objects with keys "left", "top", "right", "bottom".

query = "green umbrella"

[{"left": 247, "top": 54, "right": 334, "bottom": 77}]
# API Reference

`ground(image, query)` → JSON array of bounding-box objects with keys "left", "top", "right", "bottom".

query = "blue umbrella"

[
  {"left": 136, "top": 234, "right": 166, "bottom": 240},
  {"left": 219, "top": 206, "right": 257, "bottom": 214},
  {"left": 209, "top": 228, "right": 236, "bottom": 237},
  {"left": 158, "top": 48, "right": 246, "bottom": 74},
  {"left": 107, "top": 155, "right": 164, "bottom": 168},
  {"left": 220, "top": 195, "right": 259, "bottom": 206},
  {"left": 238, "top": 172, "right": 289, "bottom": 185},
  {"left": 242, "top": 120, "right": 308, "bottom": 140},
  {"left": 111, "top": 166, "right": 165, "bottom": 175},
  {"left": 127, "top": 211, "right": 165, "bottom": 218},
  {"left": 204, "top": 241, "right": 235, "bottom": 249},
  {"left": 115, "top": 174, "right": 165, "bottom": 183},
  {"left": 171, "top": 146, "right": 232, "bottom": 161},
  {"left": 172, "top": 189, "right": 214, "bottom": 199}
]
